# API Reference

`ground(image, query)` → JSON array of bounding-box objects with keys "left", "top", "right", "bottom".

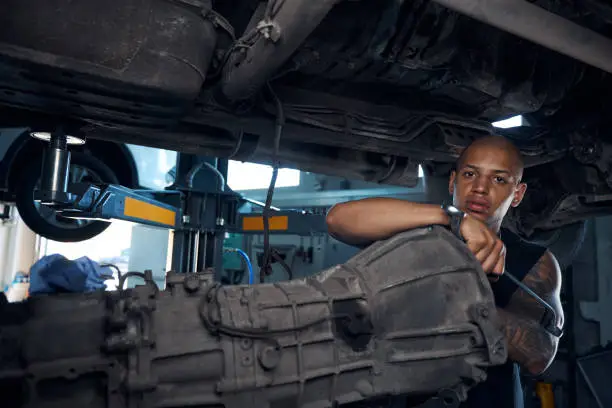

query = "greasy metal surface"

[
  {"left": 40, "top": 147, "right": 70, "bottom": 194},
  {"left": 0, "top": 226, "right": 506, "bottom": 408},
  {"left": 221, "top": 0, "right": 340, "bottom": 100},
  {"left": 1, "top": 0, "right": 612, "bottom": 234},
  {"left": 432, "top": 0, "right": 612, "bottom": 75},
  {"left": 0, "top": 0, "right": 217, "bottom": 124}
]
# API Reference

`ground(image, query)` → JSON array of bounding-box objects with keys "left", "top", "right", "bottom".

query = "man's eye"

[
  {"left": 494, "top": 176, "right": 507, "bottom": 184},
  {"left": 463, "top": 171, "right": 474, "bottom": 177}
]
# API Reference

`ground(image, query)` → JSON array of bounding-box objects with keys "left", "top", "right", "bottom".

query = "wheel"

[{"left": 15, "top": 152, "right": 119, "bottom": 242}]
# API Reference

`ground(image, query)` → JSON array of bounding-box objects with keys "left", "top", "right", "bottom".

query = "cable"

[
  {"left": 259, "top": 83, "right": 286, "bottom": 283},
  {"left": 203, "top": 162, "right": 226, "bottom": 192},
  {"left": 243, "top": 197, "right": 281, "bottom": 212},
  {"left": 227, "top": 130, "right": 244, "bottom": 158},
  {"left": 237, "top": 249, "right": 254, "bottom": 285},
  {"left": 186, "top": 161, "right": 225, "bottom": 191},
  {"left": 117, "top": 271, "right": 159, "bottom": 296},
  {"left": 99, "top": 263, "right": 122, "bottom": 281},
  {"left": 271, "top": 249, "right": 293, "bottom": 280},
  {"left": 205, "top": 9, "right": 236, "bottom": 41},
  {"left": 260, "top": 167, "right": 278, "bottom": 282},
  {"left": 224, "top": 248, "right": 254, "bottom": 284},
  {"left": 264, "top": 0, "right": 288, "bottom": 19},
  {"left": 209, "top": 42, "right": 251, "bottom": 80}
]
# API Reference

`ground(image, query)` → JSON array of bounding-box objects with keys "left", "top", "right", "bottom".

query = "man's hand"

[{"left": 459, "top": 215, "right": 505, "bottom": 280}]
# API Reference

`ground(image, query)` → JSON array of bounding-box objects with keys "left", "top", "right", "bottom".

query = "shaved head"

[
  {"left": 450, "top": 135, "right": 527, "bottom": 231},
  {"left": 456, "top": 135, "right": 524, "bottom": 181}
]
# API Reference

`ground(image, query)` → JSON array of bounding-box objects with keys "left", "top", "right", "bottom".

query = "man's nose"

[{"left": 472, "top": 176, "right": 489, "bottom": 193}]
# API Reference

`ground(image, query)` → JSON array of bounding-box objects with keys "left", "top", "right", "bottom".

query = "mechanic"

[{"left": 325, "top": 135, "right": 564, "bottom": 408}]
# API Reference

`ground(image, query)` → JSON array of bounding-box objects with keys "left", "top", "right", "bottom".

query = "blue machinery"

[{"left": 33, "top": 129, "right": 328, "bottom": 281}]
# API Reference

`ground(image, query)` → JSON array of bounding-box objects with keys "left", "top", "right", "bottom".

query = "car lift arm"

[{"left": 32, "top": 129, "right": 328, "bottom": 278}]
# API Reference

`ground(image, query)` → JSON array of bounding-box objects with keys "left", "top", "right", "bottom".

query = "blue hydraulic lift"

[{"left": 32, "top": 128, "right": 329, "bottom": 281}]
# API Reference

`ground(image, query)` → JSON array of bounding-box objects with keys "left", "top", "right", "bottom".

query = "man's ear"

[
  {"left": 448, "top": 171, "right": 456, "bottom": 196},
  {"left": 511, "top": 182, "right": 527, "bottom": 207}
]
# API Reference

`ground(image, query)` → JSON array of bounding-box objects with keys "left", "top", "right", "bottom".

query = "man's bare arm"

[
  {"left": 326, "top": 198, "right": 450, "bottom": 246},
  {"left": 497, "top": 250, "right": 564, "bottom": 375},
  {"left": 326, "top": 198, "right": 507, "bottom": 276}
]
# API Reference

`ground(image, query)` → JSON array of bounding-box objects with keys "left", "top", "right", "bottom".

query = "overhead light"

[
  {"left": 30, "top": 132, "right": 86, "bottom": 145},
  {"left": 492, "top": 115, "right": 523, "bottom": 129}
]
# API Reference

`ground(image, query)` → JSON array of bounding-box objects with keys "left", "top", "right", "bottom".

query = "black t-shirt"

[{"left": 458, "top": 228, "right": 547, "bottom": 408}]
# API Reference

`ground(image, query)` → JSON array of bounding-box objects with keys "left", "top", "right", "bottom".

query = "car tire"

[{"left": 15, "top": 152, "right": 119, "bottom": 242}]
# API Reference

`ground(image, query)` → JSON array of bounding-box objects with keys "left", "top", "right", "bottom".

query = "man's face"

[{"left": 448, "top": 143, "right": 527, "bottom": 229}]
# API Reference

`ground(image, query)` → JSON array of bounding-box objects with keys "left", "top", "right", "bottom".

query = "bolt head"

[{"left": 183, "top": 275, "right": 200, "bottom": 293}]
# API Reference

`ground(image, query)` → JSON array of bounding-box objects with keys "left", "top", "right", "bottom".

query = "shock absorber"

[{"left": 31, "top": 128, "right": 85, "bottom": 206}]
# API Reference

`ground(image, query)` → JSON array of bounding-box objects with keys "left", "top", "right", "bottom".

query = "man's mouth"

[{"left": 466, "top": 199, "right": 490, "bottom": 214}]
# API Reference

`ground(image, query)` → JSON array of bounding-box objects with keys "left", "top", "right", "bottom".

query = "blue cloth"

[{"left": 29, "top": 254, "right": 109, "bottom": 294}]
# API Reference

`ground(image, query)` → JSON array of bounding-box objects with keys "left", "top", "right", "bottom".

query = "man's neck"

[{"left": 487, "top": 219, "right": 502, "bottom": 235}]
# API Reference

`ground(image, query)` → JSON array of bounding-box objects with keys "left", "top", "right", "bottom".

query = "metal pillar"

[
  {"left": 432, "top": 0, "right": 612, "bottom": 75},
  {"left": 169, "top": 153, "right": 238, "bottom": 280},
  {"left": 32, "top": 128, "right": 81, "bottom": 206}
]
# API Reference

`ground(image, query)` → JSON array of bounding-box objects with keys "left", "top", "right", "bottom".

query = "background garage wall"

[{"left": 0, "top": 207, "right": 38, "bottom": 290}]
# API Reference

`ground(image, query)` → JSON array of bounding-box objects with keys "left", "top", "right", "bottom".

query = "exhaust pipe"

[
  {"left": 220, "top": 0, "right": 340, "bottom": 101},
  {"left": 432, "top": 0, "right": 612, "bottom": 75}
]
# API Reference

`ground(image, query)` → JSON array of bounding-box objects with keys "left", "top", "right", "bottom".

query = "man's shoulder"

[
  {"left": 501, "top": 227, "right": 547, "bottom": 254},
  {"left": 500, "top": 227, "right": 548, "bottom": 280}
]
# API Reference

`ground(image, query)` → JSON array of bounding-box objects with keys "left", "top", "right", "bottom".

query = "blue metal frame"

[{"left": 57, "top": 183, "right": 182, "bottom": 229}]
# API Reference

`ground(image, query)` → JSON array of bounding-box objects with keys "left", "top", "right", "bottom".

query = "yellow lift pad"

[
  {"left": 242, "top": 215, "right": 289, "bottom": 231},
  {"left": 124, "top": 196, "right": 177, "bottom": 227}
]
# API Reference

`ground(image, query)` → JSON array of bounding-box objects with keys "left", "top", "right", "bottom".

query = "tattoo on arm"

[{"left": 498, "top": 251, "right": 564, "bottom": 374}]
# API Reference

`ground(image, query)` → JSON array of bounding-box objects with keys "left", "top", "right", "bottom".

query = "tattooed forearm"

[
  {"left": 498, "top": 251, "right": 564, "bottom": 375},
  {"left": 496, "top": 308, "right": 557, "bottom": 374}
]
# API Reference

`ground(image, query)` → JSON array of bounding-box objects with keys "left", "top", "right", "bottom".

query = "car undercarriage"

[{"left": 2, "top": 0, "right": 612, "bottom": 236}]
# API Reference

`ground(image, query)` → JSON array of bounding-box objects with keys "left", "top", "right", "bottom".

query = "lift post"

[
  {"left": 33, "top": 130, "right": 241, "bottom": 278},
  {"left": 162, "top": 154, "right": 239, "bottom": 278}
]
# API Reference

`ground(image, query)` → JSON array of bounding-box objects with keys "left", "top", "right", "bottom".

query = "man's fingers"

[
  {"left": 471, "top": 240, "right": 494, "bottom": 262},
  {"left": 461, "top": 217, "right": 505, "bottom": 278},
  {"left": 467, "top": 240, "right": 485, "bottom": 260},
  {"left": 475, "top": 231, "right": 497, "bottom": 263},
  {"left": 473, "top": 238, "right": 493, "bottom": 262},
  {"left": 464, "top": 219, "right": 499, "bottom": 265},
  {"left": 466, "top": 240, "right": 478, "bottom": 254},
  {"left": 488, "top": 254, "right": 505, "bottom": 282},
  {"left": 488, "top": 245, "right": 506, "bottom": 282},
  {"left": 481, "top": 239, "right": 503, "bottom": 273},
  {"left": 481, "top": 250, "right": 499, "bottom": 274},
  {"left": 492, "top": 254, "right": 505, "bottom": 275},
  {"left": 475, "top": 246, "right": 492, "bottom": 264}
]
